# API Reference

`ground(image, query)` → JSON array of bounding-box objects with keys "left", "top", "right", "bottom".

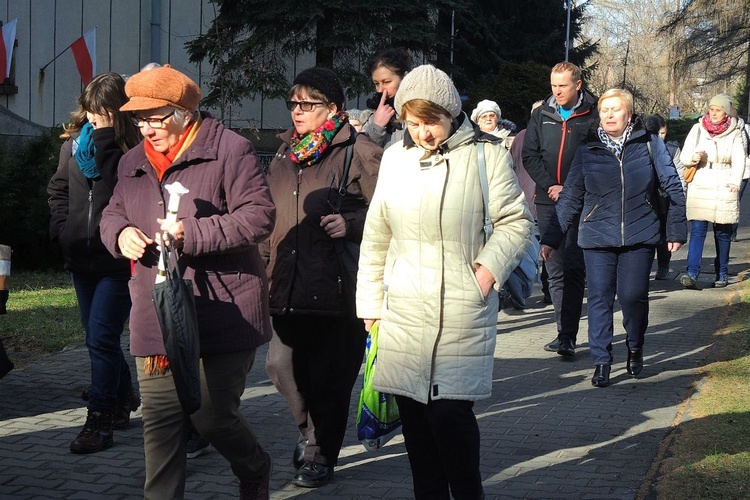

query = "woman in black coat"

[
  {"left": 47, "top": 72, "right": 141, "bottom": 452},
  {"left": 541, "top": 89, "right": 687, "bottom": 387}
]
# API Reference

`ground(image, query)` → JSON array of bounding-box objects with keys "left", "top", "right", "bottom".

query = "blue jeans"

[
  {"left": 71, "top": 273, "right": 133, "bottom": 413},
  {"left": 685, "top": 220, "right": 732, "bottom": 279},
  {"left": 584, "top": 245, "right": 654, "bottom": 366}
]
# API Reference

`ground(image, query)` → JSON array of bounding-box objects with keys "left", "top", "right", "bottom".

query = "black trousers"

[
  {"left": 269, "top": 314, "right": 367, "bottom": 466},
  {"left": 537, "top": 203, "right": 586, "bottom": 343},
  {"left": 396, "top": 396, "right": 484, "bottom": 500}
]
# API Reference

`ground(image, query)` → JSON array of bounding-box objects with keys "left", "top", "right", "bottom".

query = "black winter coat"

[
  {"left": 47, "top": 128, "right": 131, "bottom": 277},
  {"left": 522, "top": 89, "right": 599, "bottom": 206},
  {"left": 541, "top": 119, "right": 687, "bottom": 250}
]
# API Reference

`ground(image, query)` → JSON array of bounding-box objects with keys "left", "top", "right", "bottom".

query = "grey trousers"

[{"left": 136, "top": 349, "right": 266, "bottom": 499}]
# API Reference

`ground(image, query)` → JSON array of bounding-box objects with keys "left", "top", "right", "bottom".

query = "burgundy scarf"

[{"left": 701, "top": 113, "right": 730, "bottom": 137}]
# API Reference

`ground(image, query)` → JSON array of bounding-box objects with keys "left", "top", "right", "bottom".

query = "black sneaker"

[{"left": 654, "top": 266, "right": 669, "bottom": 280}]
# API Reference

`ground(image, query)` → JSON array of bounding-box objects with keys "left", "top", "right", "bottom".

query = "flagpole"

[
  {"left": 39, "top": 42, "right": 76, "bottom": 75},
  {"left": 39, "top": 27, "right": 96, "bottom": 75}
]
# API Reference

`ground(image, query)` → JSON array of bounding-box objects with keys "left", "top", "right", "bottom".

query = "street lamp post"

[{"left": 565, "top": 0, "right": 572, "bottom": 62}]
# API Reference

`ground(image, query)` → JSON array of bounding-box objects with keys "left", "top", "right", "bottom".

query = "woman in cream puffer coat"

[
  {"left": 679, "top": 94, "right": 746, "bottom": 289},
  {"left": 357, "top": 64, "right": 533, "bottom": 500}
]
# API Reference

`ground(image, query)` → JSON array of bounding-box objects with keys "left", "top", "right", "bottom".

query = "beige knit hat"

[
  {"left": 120, "top": 64, "right": 201, "bottom": 112},
  {"left": 394, "top": 64, "right": 461, "bottom": 118},
  {"left": 708, "top": 94, "right": 731, "bottom": 114}
]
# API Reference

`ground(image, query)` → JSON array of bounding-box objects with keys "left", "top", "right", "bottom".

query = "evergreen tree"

[{"left": 186, "top": 0, "right": 463, "bottom": 109}]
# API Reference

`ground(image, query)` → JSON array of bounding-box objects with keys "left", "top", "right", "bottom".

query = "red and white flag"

[
  {"left": 71, "top": 27, "right": 96, "bottom": 85},
  {"left": 0, "top": 18, "right": 18, "bottom": 80}
]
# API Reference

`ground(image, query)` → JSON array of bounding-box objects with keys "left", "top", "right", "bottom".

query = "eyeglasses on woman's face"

[
  {"left": 131, "top": 111, "right": 176, "bottom": 129},
  {"left": 286, "top": 100, "right": 326, "bottom": 112}
]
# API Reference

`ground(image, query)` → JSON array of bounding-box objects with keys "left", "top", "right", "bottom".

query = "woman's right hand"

[
  {"left": 364, "top": 319, "right": 380, "bottom": 332},
  {"left": 541, "top": 244, "right": 555, "bottom": 261},
  {"left": 372, "top": 91, "right": 395, "bottom": 128},
  {"left": 86, "top": 111, "right": 114, "bottom": 129},
  {"left": 117, "top": 227, "right": 154, "bottom": 260},
  {"left": 691, "top": 150, "right": 706, "bottom": 165}
]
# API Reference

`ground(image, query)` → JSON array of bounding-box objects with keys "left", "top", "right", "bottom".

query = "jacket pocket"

[
  {"left": 583, "top": 203, "right": 600, "bottom": 222},
  {"left": 466, "top": 263, "right": 488, "bottom": 306}
]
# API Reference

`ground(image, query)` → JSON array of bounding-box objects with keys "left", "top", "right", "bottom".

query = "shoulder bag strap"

[
  {"left": 476, "top": 142, "right": 494, "bottom": 242},
  {"left": 334, "top": 134, "right": 357, "bottom": 213}
]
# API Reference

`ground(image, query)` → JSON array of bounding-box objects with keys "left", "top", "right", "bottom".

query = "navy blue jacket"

[{"left": 542, "top": 118, "right": 687, "bottom": 250}]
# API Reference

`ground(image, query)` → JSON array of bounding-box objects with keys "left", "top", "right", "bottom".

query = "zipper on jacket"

[
  {"left": 87, "top": 188, "right": 94, "bottom": 254},
  {"left": 583, "top": 203, "right": 600, "bottom": 222},
  {"left": 556, "top": 122, "right": 567, "bottom": 183},
  {"left": 619, "top": 157, "right": 626, "bottom": 245},
  {"left": 555, "top": 108, "right": 592, "bottom": 184}
]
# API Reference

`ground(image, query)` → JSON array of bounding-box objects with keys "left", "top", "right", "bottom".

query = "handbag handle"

[{"left": 158, "top": 233, "right": 183, "bottom": 281}]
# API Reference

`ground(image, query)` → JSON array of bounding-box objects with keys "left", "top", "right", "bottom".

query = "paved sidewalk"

[{"left": 1, "top": 219, "right": 748, "bottom": 499}]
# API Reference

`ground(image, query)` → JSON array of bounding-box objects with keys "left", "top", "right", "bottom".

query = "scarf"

[
  {"left": 144, "top": 116, "right": 201, "bottom": 181},
  {"left": 289, "top": 111, "right": 347, "bottom": 167},
  {"left": 597, "top": 122, "right": 634, "bottom": 158},
  {"left": 701, "top": 113, "right": 730, "bottom": 137},
  {"left": 75, "top": 122, "right": 100, "bottom": 179}
]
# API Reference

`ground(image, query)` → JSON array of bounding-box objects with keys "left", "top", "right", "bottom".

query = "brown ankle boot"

[{"left": 70, "top": 410, "right": 114, "bottom": 454}]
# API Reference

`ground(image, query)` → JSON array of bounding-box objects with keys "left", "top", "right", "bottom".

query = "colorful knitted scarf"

[
  {"left": 701, "top": 113, "right": 730, "bottom": 137},
  {"left": 289, "top": 111, "right": 347, "bottom": 167},
  {"left": 597, "top": 122, "right": 634, "bottom": 159},
  {"left": 75, "top": 122, "right": 100, "bottom": 179}
]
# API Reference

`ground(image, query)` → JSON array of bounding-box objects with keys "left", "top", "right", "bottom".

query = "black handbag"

[
  {"left": 333, "top": 139, "right": 359, "bottom": 314},
  {"left": 152, "top": 234, "right": 201, "bottom": 414},
  {"left": 646, "top": 139, "right": 670, "bottom": 222}
]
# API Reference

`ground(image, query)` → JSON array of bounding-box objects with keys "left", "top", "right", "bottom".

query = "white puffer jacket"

[
  {"left": 356, "top": 114, "right": 534, "bottom": 404},
  {"left": 680, "top": 118, "right": 745, "bottom": 224}
]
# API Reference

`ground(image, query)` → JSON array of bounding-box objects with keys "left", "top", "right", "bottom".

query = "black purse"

[
  {"left": 333, "top": 139, "right": 359, "bottom": 314},
  {"left": 152, "top": 234, "right": 201, "bottom": 414}
]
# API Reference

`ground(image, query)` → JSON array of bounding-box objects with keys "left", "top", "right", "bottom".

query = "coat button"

[
  {"left": 158, "top": 200, "right": 164, "bottom": 206},
  {"left": 291, "top": 250, "right": 296, "bottom": 255},
  {"left": 313, "top": 295, "right": 317, "bottom": 300}
]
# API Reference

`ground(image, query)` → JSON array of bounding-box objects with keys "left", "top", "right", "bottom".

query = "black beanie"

[{"left": 292, "top": 67, "right": 346, "bottom": 110}]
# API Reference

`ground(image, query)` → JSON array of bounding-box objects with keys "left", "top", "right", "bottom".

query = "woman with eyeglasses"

[
  {"left": 100, "top": 65, "right": 275, "bottom": 499},
  {"left": 264, "top": 67, "right": 382, "bottom": 488},
  {"left": 47, "top": 72, "right": 142, "bottom": 454}
]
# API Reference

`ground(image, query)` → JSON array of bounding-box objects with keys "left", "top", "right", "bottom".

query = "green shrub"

[
  {"left": 666, "top": 117, "right": 699, "bottom": 148},
  {"left": 0, "top": 132, "right": 64, "bottom": 270}
]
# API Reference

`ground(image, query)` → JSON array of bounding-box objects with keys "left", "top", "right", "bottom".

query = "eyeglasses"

[
  {"left": 286, "top": 100, "right": 326, "bottom": 112},
  {"left": 131, "top": 111, "right": 175, "bottom": 129}
]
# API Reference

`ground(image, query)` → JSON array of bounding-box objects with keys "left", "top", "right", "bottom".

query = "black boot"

[
  {"left": 627, "top": 349, "right": 644, "bottom": 376},
  {"left": 591, "top": 365, "right": 611, "bottom": 387},
  {"left": 70, "top": 410, "right": 114, "bottom": 454},
  {"left": 0, "top": 338, "right": 13, "bottom": 380},
  {"left": 113, "top": 386, "right": 141, "bottom": 430}
]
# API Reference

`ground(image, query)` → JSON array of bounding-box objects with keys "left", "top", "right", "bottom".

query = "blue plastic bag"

[{"left": 356, "top": 323, "right": 401, "bottom": 450}]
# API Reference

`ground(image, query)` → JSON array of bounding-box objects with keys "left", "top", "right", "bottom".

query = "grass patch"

[
  {"left": 654, "top": 281, "right": 750, "bottom": 499},
  {"left": 1, "top": 271, "right": 82, "bottom": 365}
]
